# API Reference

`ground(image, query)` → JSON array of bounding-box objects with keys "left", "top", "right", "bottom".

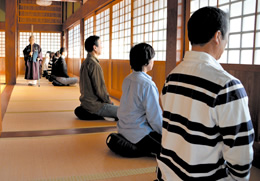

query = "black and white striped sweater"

[{"left": 157, "top": 51, "right": 254, "bottom": 181}]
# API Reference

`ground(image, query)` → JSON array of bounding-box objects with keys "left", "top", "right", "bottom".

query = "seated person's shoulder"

[
  {"left": 126, "top": 73, "right": 157, "bottom": 92},
  {"left": 84, "top": 56, "right": 94, "bottom": 64},
  {"left": 81, "top": 59, "right": 100, "bottom": 76},
  {"left": 137, "top": 73, "right": 155, "bottom": 87},
  {"left": 201, "top": 66, "right": 238, "bottom": 87},
  {"left": 86, "top": 58, "right": 100, "bottom": 69}
]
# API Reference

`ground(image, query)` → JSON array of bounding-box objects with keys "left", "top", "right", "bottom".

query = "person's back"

[
  {"left": 79, "top": 53, "right": 107, "bottom": 113},
  {"left": 157, "top": 7, "right": 254, "bottom": 181},
  {"left": 75, "top": 35, "right": 118, "bottom": 120},
  {"left": 51, "top": 48, "right": 78, "bottom": 86},
  {"left": 106, "top": 43, "right": 162, "bottom": 157},
  {"left": 117, "top": 71, "right": 162, "bottom": 144},
  {"left": 51, "top": 52, "right": 59, "bottom": 76},
  {"left": 54, "top": 56, "right": 69, "bottom": 78}
]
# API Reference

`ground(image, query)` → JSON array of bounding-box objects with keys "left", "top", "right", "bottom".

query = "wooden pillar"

[
  {"left": 184, "top": 0, "right": 190, "bottom": 53},
  {"left": 65, "top": 29, "right": 68, "bottom": 55},
  {"left": 80, "top": 18, "right": 84, "bottom": 62},
  {"left": 5, "top": 0, "right": 17, "bottom": 85},
  {"left": 0, "top": 87, "right": 1, "bottom": 134},
  {"left": 108, "top": 5, "right": 113, "bottom": 93},
  {"left": 165, "top": 0, "right": 178, "bottom": 76}
]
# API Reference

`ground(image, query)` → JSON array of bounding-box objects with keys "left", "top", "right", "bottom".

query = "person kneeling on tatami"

[{"left": 107, "top": 43, "right": 163, "bottom": 157}]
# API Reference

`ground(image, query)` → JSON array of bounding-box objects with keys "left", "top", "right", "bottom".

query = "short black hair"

[
  {"left": 188, "top": 6, "right": 229, "bottom": 45},
  {"left": 50, "top": 52, "right": 55, "bottom": 59},
  {"left": 60, "top": 47, "right": 66, "bottom": 54},
  {"left": 55, "top": 51, "right": 60, "bottom": 57},
  {"left": 85, "top": 35, "right": 100, "bottom": 52},
  {"left": 130, "top": 43, "right": 155, "bottom": 72}
]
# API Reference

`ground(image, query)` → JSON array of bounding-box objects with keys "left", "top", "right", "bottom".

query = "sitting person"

[
  {"left": 157, "top": 7, "right": 254, "bottom": 180},
  {"left": 74, "top": 35, "right": 118, "bottom": 120},
  {"left": 48, "top": 51, "right": 59, "bottom": 81},
  {"left": 51, "top": 47, "right": 78, "bottom": 86},
  {"left": 42, "top": 51, "right": 50, "bottom": 77},
  {"left": 106, "top": 43, "right": 162, "bottom": 157}
]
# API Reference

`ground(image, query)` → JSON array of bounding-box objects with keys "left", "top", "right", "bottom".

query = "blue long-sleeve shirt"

[{"left": 117, "top": 71, "right": 163, "bottom": 144}]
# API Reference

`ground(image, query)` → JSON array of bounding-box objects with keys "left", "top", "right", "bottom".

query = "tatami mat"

[
  {"left": 37, "top": 167, "right": 156, "bottom": 181},
  {"left": 0, "top": 133, "right": 157, "bottom": 181},
  {"left": 3, "top": 76, "right": 117, "bottom": 132},
  {"left": 3, "top": 112, "right": 116, "bottom": 132},
  {"left": 8, "top": 85, "right": 80, "bottom": 101},
  {"left": 6, "top": 100, "right": 79, "bottom": 113}
]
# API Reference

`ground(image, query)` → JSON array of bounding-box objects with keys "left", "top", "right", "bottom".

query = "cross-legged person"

[{"left": 52, "top": 47, "right": 78, "bottom": 86}]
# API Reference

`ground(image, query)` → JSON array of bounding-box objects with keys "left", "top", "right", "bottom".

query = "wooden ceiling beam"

[{"left": 51, "top": 0, "right": 82, "bottom": 2}]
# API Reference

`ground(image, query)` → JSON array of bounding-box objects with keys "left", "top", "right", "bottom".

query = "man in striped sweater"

[{"left": 157, "top": 7, "right": 254, "bottom": 181}]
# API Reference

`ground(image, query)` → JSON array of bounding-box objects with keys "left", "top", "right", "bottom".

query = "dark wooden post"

[
  {"left": 80, "top": 18, "right": 84, "bottom": 63},
  {"left": 165, "top": 0, "right": 178, "bottom": 77},
  {"left": 5, "top": 0, "right": 18, "bottom": 85}
]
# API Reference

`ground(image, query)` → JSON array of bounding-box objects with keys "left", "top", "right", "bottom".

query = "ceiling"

[{"left": 43, "top": 0, "right": 82, "bottom": 2}]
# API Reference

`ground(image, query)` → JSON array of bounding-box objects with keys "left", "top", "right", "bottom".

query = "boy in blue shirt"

[{"left": 107, "top": 43, "right": 163, "bottom": 157}]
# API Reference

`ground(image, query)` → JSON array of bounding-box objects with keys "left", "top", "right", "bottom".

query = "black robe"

[
  {"left": 23, "top": 43, "right": 42, "bottom": 80},
  {"left": 52, "top": 56, "right": 69, "bottom": 78}
]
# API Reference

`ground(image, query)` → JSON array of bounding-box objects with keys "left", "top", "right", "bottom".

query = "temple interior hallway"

[{"left": 0, "top": 76, "right": 259, "bottom": 181}]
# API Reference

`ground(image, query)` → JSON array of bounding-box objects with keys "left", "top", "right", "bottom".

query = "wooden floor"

[
  {"left": 0, "top": 76, "right": 157, "bottom": 181},
  {"left": 0, "top": 76, "right": 259, "bottom": 181}
]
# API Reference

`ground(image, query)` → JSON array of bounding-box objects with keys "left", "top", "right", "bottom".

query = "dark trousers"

[
  {"left": 106, "top": 131, "right": 162, "bottom": 157},
  {"left": 136, "top": 131, "right": 162, "bottom": 156},
  {"left": 74, "top": 106, "right": 104, "bottom": 120}
]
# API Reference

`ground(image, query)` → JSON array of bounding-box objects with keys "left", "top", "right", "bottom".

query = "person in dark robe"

[
  {"left": 23, "top": 35, "right": 42, "bottom": 86},
  {"left": 51, "top": 47, "right": 78, "bottom": 86}
]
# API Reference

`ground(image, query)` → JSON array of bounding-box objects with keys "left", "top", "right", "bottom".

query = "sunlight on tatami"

[{"left": 0, "top": 76, "right": 157, "bottom": 181}]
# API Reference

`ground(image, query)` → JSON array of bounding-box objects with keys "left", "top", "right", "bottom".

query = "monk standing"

[{"left": 23, "top": 35, "right": 42, "bottom": 86}]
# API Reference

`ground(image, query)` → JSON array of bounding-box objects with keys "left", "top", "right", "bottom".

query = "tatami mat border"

[
  {"left": 6, "top": 110, "right": 74, "bottom": 114},
  {"left": 9, "top": 99, "right": 79, "bottom": 102},
  {"left": 35, "top": 167, "right": 156, "bottom": 181},
  {"left": 0, "top": 126, "right": 117, "bottom": 138}
]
